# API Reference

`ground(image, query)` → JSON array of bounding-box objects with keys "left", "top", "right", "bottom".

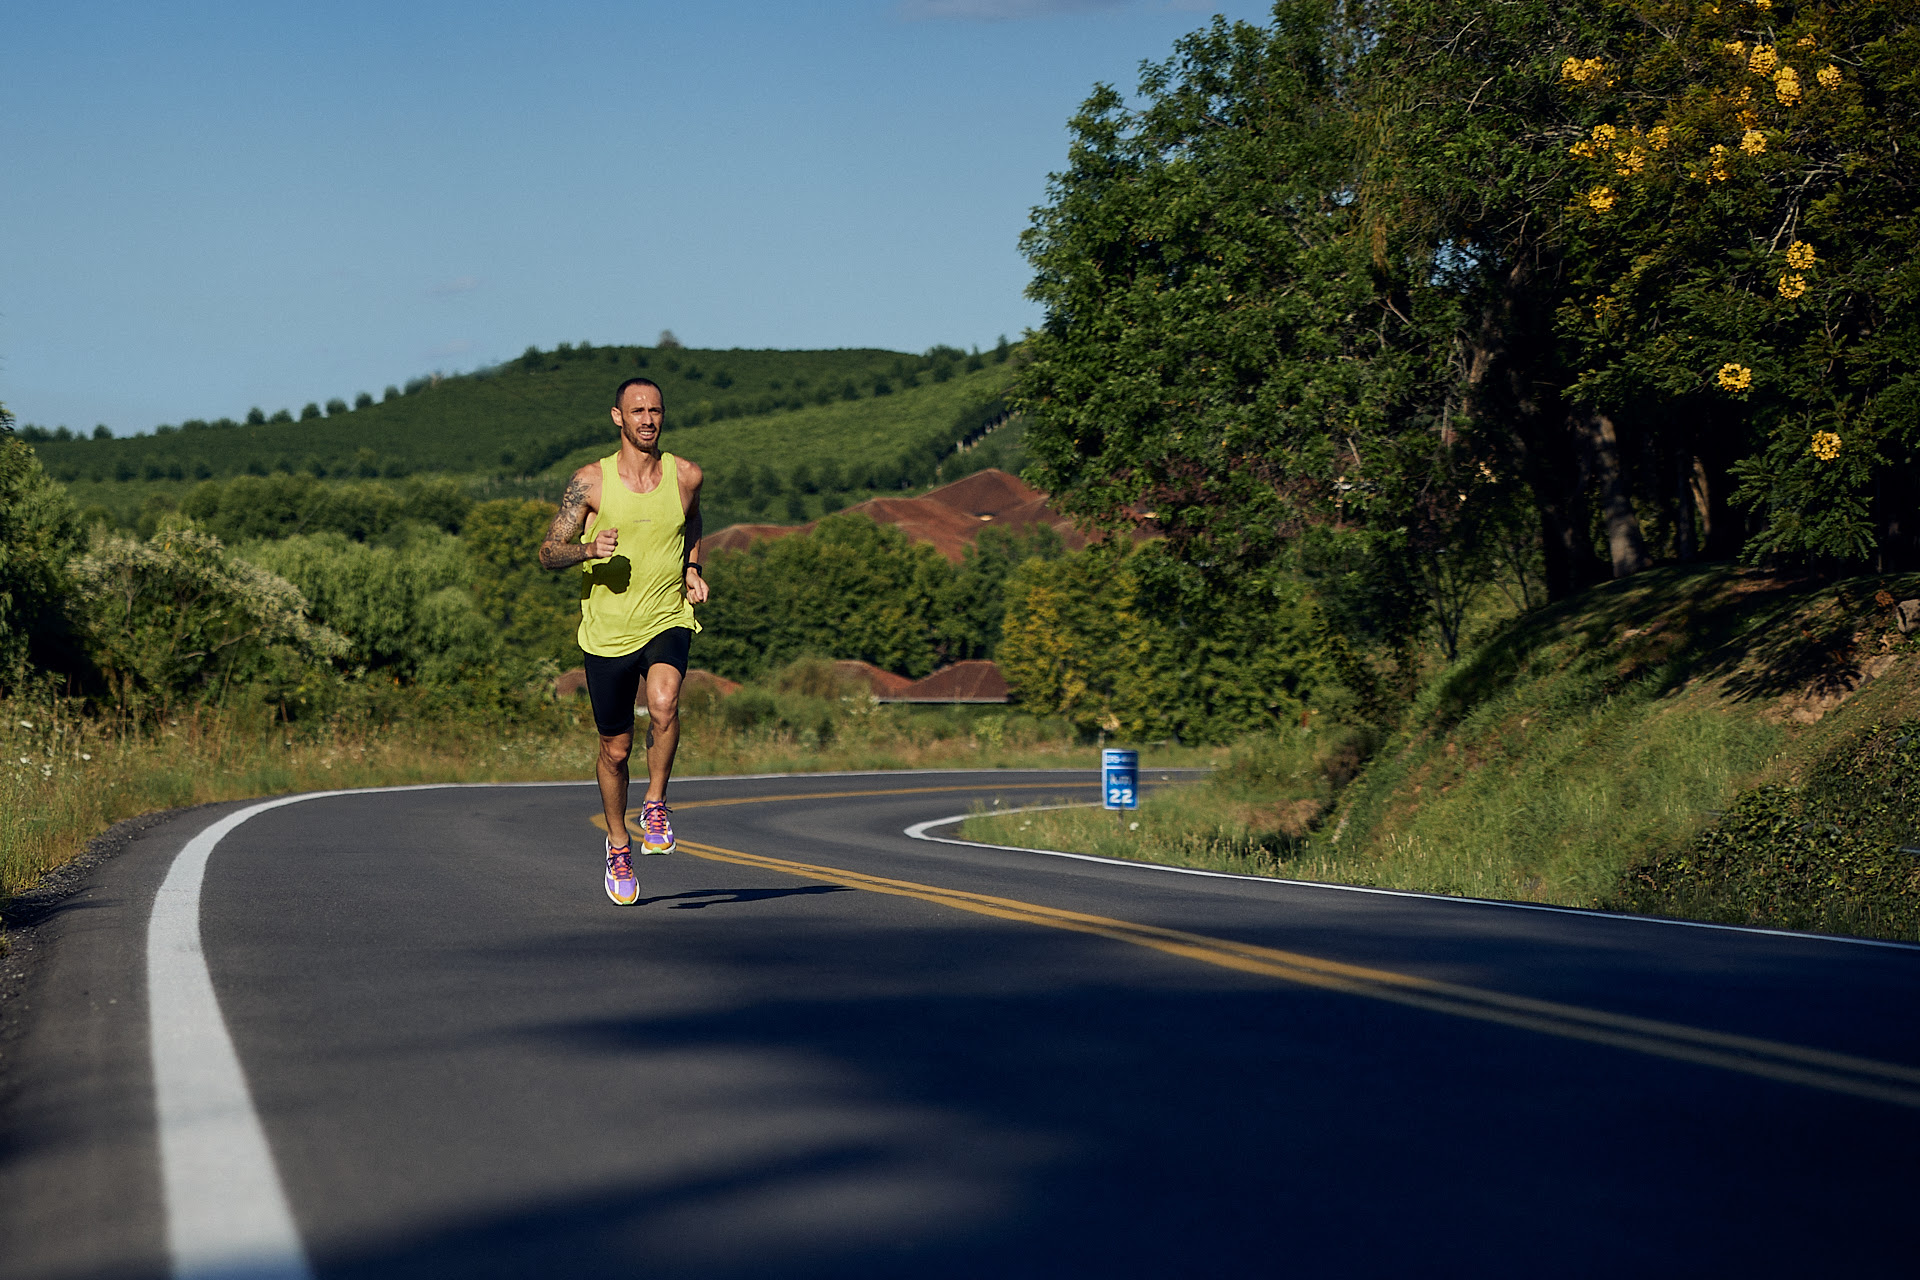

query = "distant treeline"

[{"left": 21, "top": 340, "right": 1017, "bottom": 490}]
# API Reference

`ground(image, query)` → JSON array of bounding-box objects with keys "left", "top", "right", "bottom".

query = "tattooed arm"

[{"left": 539, "top": 467, "right": 616, "bottom": 569}]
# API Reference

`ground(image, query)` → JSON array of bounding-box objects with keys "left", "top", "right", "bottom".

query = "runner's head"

[{"left": 610, "top": 378, "right": 665, "bottom": 454}]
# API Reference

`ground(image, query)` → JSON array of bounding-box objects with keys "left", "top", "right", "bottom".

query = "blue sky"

[{"left": 3, "top": 0, "right": 1275, "bottom": 435}]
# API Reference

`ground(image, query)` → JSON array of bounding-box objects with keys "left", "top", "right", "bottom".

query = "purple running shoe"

[
  {"left": 604, "top": 837, "right": 639, "bottom": 905},
  {"left": 639, "top": 801, "right": 676, "bottom": 855}
]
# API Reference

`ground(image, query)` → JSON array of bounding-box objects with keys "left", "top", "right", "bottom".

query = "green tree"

[
  {"left": 243, "top": 530, "right": 497, "bottom": 684},
  {"left": 1015, "top": 2, "right": 1471, "bottom": 634},
  {"left": 300, "top": 403, "right": 322, "bottom": 422},
  {"left": 463, "top": 498, "right": 580, "bottom": 667},
  {"left": 934, "top": 524, "right": 1064, "bottom": 663},
  {"left": 73, "top": 527, "right": 348, "bottom": 715},
  {"left": 1551, "top": 0, "right": 1920, "bottom": 566},
  {"left": 0, "top": 415, "right": 85, "bottom": 675},
  {"left": 698, "top": 514, "right": 955, "bottom": 680},
  {"left": 999, "top": 541, "right": 1332, "bottom": 743}
]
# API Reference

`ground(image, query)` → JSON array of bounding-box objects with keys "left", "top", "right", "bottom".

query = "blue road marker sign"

[{"left": 1102, "top": 748, "right": 1139, "bottom": 810}]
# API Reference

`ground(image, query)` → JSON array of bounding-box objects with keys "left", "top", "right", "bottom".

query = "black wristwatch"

[{"left": 686, "top": 562, "right": 703, "bottom": 576}]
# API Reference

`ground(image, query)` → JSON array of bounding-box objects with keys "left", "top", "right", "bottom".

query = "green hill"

[{"left": 26, "top": 341, "right": 1025, "bottom": 528}]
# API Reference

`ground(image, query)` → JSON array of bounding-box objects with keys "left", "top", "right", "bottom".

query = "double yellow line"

[
  {"left": 678, "top": 837, "right": 1920, "bottom": 1109},
  {"left": 605, "top": 784, "right": 1920, "bottom": 1109}
]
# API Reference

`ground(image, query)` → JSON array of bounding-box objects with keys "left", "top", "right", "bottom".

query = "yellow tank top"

[{"left": 577, "top": 452, "right": 702, "bottom": 657}]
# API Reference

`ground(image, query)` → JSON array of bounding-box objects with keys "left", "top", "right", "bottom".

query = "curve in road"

[{"left": 2, "top": 768, "right": 1916, "bottom": 1278}]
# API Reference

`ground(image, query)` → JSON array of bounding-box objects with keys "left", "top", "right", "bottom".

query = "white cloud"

[
  {"left": 898, "top": 0, "right": 1130, "bottom": 20},
  {"left": 428, "top": 275, "right": 482, "bottom": 298}
]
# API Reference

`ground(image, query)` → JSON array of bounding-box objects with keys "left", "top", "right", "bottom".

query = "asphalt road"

[{"left": 2, "top": 768, "right": 1917, "bottom": 1279}]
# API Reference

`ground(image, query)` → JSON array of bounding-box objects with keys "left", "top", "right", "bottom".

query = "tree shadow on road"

[{"left": 643, "top": 884, "right": 855, "bottom": 909}]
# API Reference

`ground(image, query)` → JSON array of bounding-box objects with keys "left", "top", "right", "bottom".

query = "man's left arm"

[{"left": 681, "top": 460, "right": 710, "bottom": 605}]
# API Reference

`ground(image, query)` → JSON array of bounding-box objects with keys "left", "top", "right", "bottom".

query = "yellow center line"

[
  {"left": 659, "top": 836, "right": 1920, "bottom": 1110},
  {"left": 582, "top": 785, "right": 1920, "bottom": 1107}
]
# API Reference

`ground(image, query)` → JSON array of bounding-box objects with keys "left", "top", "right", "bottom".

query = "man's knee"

[
  {"left": 599, "top": 733, "right": 632, "bottom": 767},
  {"left": 646, "top": 688, "right": 680, "bottom": 728}
]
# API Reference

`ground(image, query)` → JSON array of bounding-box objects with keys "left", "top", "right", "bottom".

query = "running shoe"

[
  {"left": 604, "top": 837, "right": 639, "bottom": 905},
  {"left": 639, "top": 800, "right": 676, "bottom": 855}
]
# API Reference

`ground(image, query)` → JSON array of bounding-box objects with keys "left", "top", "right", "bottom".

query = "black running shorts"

[{"left": 582, "top": 627, "right": 693, "bottom": 738}]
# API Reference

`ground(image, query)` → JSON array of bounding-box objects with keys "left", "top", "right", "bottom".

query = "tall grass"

[
  {"left": 961, "top": 728, "right": 1357, "bottom": 878},
  {"left": 966, "top": 699, "right": 1778, "bottom": 903}
]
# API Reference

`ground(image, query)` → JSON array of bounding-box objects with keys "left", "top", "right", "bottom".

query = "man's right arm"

[{"left": 539, "top": 468, "right": 608, "bottom": 569}]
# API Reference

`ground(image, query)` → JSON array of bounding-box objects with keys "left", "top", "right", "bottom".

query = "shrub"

[
  {"left": 0, "top": 436, "right": 84, "bottom": 674},
  {"left": 698, "top": 514, "right": 955, "bottom": 681},
  {"left": 1616, "top": 721, "right": 1920, "bottom": 939},
  {"left": 999, "top": 542, "right": 1333, "bottom": 743},
  {"left": 72, "top": 527, "right": 348, "bottom": 716},
  {"left": 243, "top": 530, "right": 498, "bottom": 684},
  {"left": 463, "top": 497, "right": 579, "bottom": 667}
]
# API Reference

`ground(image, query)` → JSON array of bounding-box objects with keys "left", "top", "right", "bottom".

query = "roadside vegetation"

[
  {"left": 0, "top": 654, "right": 1219, "bottom": 901},
  {"left": 967, "top": 567, "right": 1920, "bottom": 940},
  {"left": 0, "top": 412, "right": 1198, "bottom": 911}
]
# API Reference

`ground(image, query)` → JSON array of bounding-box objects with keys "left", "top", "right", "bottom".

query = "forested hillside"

[{"left": 23, "top": 340, "right": 1022, "bottom": 530}]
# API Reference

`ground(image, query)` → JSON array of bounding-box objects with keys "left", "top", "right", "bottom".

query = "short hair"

[{"left": 612, "top": 377, "right": 663, "bottom": 409}]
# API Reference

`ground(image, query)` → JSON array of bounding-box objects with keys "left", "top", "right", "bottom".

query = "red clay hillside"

[{"left": 698, "top": 468, "right": 1088, "bottom": 564}]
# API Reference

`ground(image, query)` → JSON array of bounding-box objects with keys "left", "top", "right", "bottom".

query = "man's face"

[{"left": 612, "top": 385, "right": 665, "bottom": 451}]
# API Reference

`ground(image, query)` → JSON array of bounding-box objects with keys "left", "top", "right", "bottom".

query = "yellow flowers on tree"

[
  {"left": 1556, "top": 0, "right": 1920, "bottom": 564},
  {"left": 1016, "top": 0, "right": 1920, "bottom": 711}
]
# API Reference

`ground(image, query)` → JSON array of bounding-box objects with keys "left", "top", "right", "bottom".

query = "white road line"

[
  {"left": 146, "top": 780, "right": 607, "bottom": 1280},
  {"left": 149, "top": 795, "right": 319, "bottom": 1280},
  {"left": 145, "top": 772, "right": 1101, "bottom": 1277},
  {"left": 904, "top": 810, "right": 1920, "bottom": 953}
]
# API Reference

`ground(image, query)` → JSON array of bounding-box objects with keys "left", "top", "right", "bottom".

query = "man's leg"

[
  {"left": 598, "top": 730, "right": 634, "bottom": 847},
  {"left": 583, "top": 650, "right": 646, "bottom": 852},
  {"left": 641, "top": 664, "right": 684, "bottom": 804}
]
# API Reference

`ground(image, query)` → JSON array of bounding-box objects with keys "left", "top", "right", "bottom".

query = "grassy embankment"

[
  {"left": 27, "top": 345, "right": 1022, "bottom": 530},
  {"left": 964, "top": 566, "right": 1920, "bottom": 940},
  {"left": 0, "top": 662, "right": 1219, "bottom": 908}
]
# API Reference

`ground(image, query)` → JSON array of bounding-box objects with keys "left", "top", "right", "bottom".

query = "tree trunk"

[
  {"left": 1581, "top": 411, "right": 1650, "bottom": 578},
  {"left": 1463, "top": 250, "right": 1609, "bottom": 600},
  {"left": 1675, "top": 449, "right": 1698, "bottom": 562}
]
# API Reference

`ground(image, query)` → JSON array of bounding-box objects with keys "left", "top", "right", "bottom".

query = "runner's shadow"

[{"left": 643, "top": 885, "right": 854, "bottom": 909}]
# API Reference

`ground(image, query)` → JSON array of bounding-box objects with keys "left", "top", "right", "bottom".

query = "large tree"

[
  {"left": 1017, "top": 0, "right": 1920, "bottom": 618},
  {"left": 1554, "top": 0, "right": 1920, "bottom": 568}
]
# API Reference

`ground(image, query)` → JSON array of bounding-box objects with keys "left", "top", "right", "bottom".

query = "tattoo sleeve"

[{"left": 538, "top": 475, "right": 593, "bottom": 570}]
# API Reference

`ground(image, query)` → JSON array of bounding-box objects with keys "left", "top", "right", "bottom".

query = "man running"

[{"left": 539, "top": 377, "right": 709, "bottom": 905}]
